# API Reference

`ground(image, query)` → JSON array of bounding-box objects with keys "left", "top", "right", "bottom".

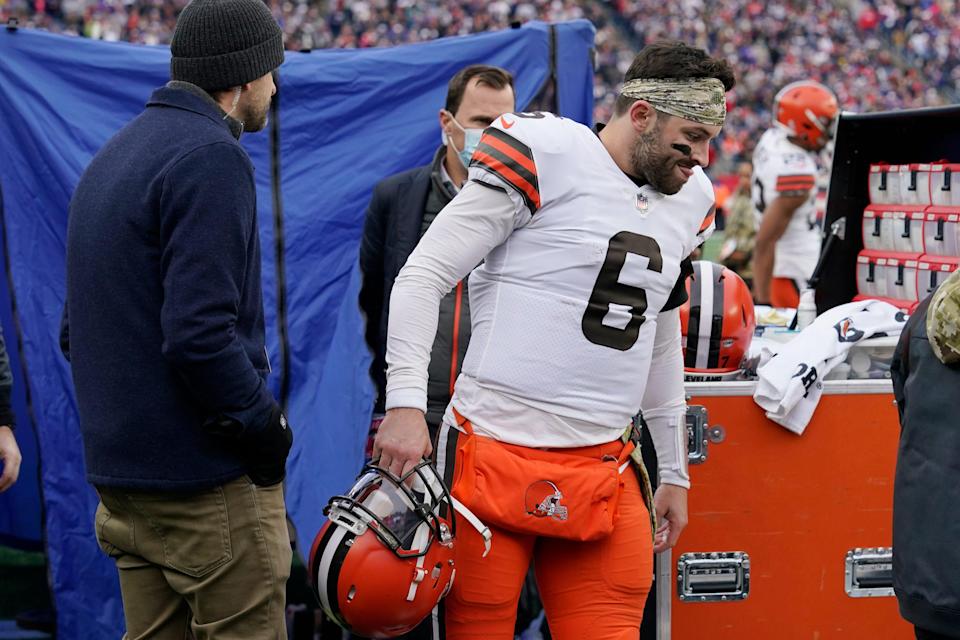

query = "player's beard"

[{"left": 631, "top": 125, "right": 687, "bottom": 196}]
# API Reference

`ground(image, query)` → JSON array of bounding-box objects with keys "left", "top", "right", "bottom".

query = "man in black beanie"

[{"left": 61, "top": 0, "right": 292, "bottom": 636}]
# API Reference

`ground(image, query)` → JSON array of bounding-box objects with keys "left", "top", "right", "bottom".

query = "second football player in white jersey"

[
  {"left": 374, "top": 42, "right": 734, "bottom": 640},
  {"left": 752, "top": 80, "right": 839, "bottom": 307}
]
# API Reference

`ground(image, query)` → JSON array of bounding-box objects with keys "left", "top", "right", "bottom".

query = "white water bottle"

[{"left": 796, "top": 288, "right": 817, "bottom": 330}]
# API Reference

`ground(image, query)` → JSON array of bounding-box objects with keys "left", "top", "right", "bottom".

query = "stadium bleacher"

[{"left": 1, "top": 0, "right": 956, "bottom": 162}]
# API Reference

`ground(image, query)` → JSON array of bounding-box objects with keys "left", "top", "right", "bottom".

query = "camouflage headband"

[
  {"left": 927, "top": 269, "right": 960, "bottom": 365},
  {"left": 620, "top": 78, "right": 727, "bottom": 127}
]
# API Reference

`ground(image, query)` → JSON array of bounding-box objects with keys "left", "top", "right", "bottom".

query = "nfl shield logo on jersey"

[{"left": 635, "top": 193, "right": 649, "bottom": 215}]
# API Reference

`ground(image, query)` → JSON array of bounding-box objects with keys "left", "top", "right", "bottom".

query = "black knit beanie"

[{"left": 170, "top": 0, "right": 284, "bottom": 93}]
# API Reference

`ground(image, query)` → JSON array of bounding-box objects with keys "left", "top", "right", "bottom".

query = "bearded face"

[
  {"left": 239, "top": 72, "right": 276, "bottom": 133},
  {"left": 243, "top": 100, "right": 270, "bottom": 132},
  {"left": 629, "top": 115, "right": 700, "bottom": 196},
  {"left": 242, "top": 98, "right": 271, "bottom": 132}
]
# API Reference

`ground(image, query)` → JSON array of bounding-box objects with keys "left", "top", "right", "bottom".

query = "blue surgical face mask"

[{"left": 443, "top": 111, "right": 484, "bottom": 168}]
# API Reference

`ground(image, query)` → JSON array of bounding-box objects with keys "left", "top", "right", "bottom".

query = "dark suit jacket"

[{"left": 359, "top": 164, "right": 434, "bottom": 414}]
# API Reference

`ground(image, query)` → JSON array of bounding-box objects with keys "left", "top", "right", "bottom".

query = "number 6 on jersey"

[{"left": 581, "top": 231, "right": 663, "bottom": 351}]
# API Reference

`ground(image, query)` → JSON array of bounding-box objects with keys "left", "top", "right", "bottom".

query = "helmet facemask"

[{"left": 326, "top": 460, "right": 456, "bottom": 559}]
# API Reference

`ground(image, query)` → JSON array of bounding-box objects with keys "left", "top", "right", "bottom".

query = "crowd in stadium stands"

[
  {"left": 682, "top": 0, "right": 960, "bottom": 159},
  {"left": 2, "top": 0, "right": 958, "bottom": 162}
]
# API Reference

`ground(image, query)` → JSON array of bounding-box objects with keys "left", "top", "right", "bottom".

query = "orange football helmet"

[
  {"left": 774, "top": 80, "right": 839, "bottom": 151},
  {"left": 309, "top": 461, "right": 457, "bottom": 639},
  {"left": 680, "top": 261, "right": 755, "bottom": 380}
]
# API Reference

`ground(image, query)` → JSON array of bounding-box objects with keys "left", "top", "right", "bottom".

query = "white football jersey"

[
  {"left": 752, "top": 127, "right": 821, "bottom": 282},
  {"left": 457, "top": 112, "right": 715, "bottom": 431}
]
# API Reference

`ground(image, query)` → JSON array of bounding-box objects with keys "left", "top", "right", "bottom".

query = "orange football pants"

[
  {"left": 433, "top": 423, "right": 653, "bottom": 640},
  {"left": 770, "top": 277, "right": 801, "bottom": 308}
]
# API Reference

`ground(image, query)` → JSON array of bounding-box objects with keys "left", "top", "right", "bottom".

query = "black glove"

[
  {"left": 202, "top": 405, "right": 293, "bottom": 486},
  {"left": 243, "top": 404, "right": 293, "bottom": 486}
]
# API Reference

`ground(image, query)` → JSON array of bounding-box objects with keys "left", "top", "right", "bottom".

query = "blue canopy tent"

[
  {"left": 0, "top": 20, "right": 595, "bottom": 638},
  {"left": 0, "top": 186, "right": 44, "bottom": 552}
]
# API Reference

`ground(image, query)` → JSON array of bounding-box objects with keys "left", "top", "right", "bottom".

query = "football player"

[
  {"left": 752, "top": 81, "right": 839, "bottom": 307},
  {"left": 374, "top": 41, "right": 734, "bottom": 639}
]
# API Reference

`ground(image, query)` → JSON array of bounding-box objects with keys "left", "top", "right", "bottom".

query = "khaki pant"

[{"left": 95, "top": 476, "right": 291, "bottom": 640}]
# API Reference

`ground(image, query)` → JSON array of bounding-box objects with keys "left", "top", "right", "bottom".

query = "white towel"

[{"left": 753, "top": 300, "right": 906, "bottom": 434}]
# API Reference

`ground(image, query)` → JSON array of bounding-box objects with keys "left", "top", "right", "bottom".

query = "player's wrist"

[
  {"left": 658, "top": 475, "right": 691, "bottom": 490},
  {"left": 385, "top": 406, "right": 425, "bottom": 419}
]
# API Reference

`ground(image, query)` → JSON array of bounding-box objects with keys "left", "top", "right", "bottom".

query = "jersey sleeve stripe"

[
  {"left": 471, "top": 150, "right": 541, "bottom": 213},
  {"left": 698, "top": 206, "right": 716, "bottom": 233},
  {"left": 474, "top": 139, "right": 539, "bottom": 191},
  {"left": 775, "top": 175, "right": 815, "bottom": 191},
  {"left": 478, "top": 134, "right": 537, "bottom": 177},
  {"left": 483, "top": 127, "right": 536, "bottom": 165}
]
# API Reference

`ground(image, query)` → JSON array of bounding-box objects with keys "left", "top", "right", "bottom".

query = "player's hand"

[
  {"left": 653, "top": 483, "right": 688, "bottom": 553},
  {"left": 0, "top": 426, "right": 22, "bottom": 493},
  {"left": 373, "top": 408, "right": 432, "bottom": 479}
]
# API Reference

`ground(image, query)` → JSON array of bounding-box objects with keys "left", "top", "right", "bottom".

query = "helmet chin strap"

[
  {"left": 404, "top": 498, "right": 492, "bottom": 602},
  {"left": 450, "top": 497, "right": 492, "bottom": 557},
  {"left": 405, "top": 522, "right": 433, "bottom": 602}
]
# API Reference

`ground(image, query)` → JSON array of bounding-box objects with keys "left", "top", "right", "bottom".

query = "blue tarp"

[
  {"left": 0, "top": 21, "right": 595, "bottom": 638},
  {"left": 0, "top": 185, "right": 43, "bottom": 551}
]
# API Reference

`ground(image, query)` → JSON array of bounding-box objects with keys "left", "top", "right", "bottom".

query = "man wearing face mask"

[
  {"left": 360, "top": 65, "right": 516, "bottom": 442},
  {"left": 374, "top": 41, "right": 734, "bottom": 638},
  {"left": 61, "top": 0, "right": 293, "bottom": 636}
]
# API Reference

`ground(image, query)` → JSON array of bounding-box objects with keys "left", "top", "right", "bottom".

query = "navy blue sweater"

[{"left": 63, "top": 85, "right": 279, "bottom": 491}]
